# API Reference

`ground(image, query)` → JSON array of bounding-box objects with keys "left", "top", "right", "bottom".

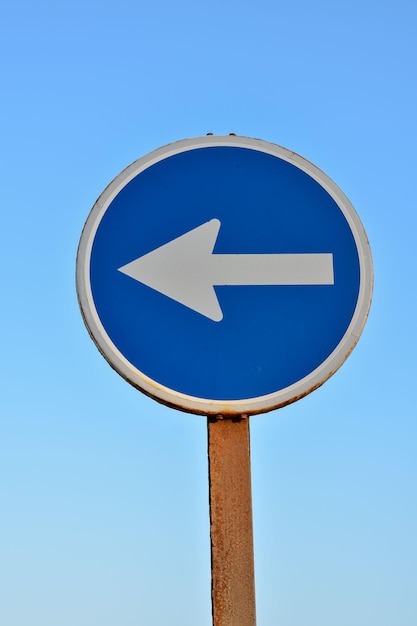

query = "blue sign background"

[{"left": 90, "top": 146, "right": 360, "bottom": 401}]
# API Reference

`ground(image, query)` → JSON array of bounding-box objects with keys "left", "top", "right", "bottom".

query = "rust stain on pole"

[{"left": 208, "top": 416, "right": 257, "bottom": 626}]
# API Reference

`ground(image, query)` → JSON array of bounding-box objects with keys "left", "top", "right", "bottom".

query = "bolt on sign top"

[{"left": 77, "top": 135, "right": 373, "bottom": 416}]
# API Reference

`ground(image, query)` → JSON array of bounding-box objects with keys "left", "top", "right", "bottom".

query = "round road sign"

[{"left": 76, "top": 135, "right": 373, "bottom": 415}]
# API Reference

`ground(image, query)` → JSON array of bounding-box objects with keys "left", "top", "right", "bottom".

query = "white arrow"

[{"left": 118, "top": 218, "right": 334, "bottom": 322}]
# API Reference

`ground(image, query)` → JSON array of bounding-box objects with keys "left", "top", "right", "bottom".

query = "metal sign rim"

[{"left": 76, "top": 134, "right": 373, "bottom": 416}]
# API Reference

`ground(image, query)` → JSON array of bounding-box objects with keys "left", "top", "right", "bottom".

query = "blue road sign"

[{"left": 77, "top": 136, "right": 373, "bottom": 415}]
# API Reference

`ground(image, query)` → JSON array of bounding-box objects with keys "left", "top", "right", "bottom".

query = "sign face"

[{"left": 77, "top": 135, "right": 373, "bottom": 415}]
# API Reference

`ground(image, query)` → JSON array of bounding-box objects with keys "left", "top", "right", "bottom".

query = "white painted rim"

[{"left": 76, "top": 135, "right": 373, "bottom": 416}]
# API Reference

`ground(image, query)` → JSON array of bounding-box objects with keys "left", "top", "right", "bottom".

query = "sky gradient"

[{"left": 1, "top": 1, "right": 417, "bottom": 624}]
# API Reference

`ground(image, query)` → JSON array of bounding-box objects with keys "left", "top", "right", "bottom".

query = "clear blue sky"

[{"left": 1, "top": 1, "right": 416, "bottom": 624}]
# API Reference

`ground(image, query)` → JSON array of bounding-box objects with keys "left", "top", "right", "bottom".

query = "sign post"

[
  {"left": 77, "top": 135, "right": 373, "bottom": 625},
  {"left": 208, "top": 416, "right": 256, "bottom": 626}
]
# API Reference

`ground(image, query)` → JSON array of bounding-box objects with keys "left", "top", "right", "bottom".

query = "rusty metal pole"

[{"left": 208, "top": 415, "right": 256, "bottom": 626}]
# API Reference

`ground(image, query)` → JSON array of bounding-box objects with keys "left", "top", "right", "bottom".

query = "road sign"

[{"left": 77, "top": 135, "right": 373, "bottom": 415}]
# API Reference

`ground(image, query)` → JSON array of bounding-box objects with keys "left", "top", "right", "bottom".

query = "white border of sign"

[{"left": 76, "top": 135, "right": 373, "bottom": 416}]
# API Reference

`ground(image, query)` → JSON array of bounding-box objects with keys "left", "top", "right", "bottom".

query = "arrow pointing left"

[{"left": 118, "top": 219, "right": 334, "bottom": 322}]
